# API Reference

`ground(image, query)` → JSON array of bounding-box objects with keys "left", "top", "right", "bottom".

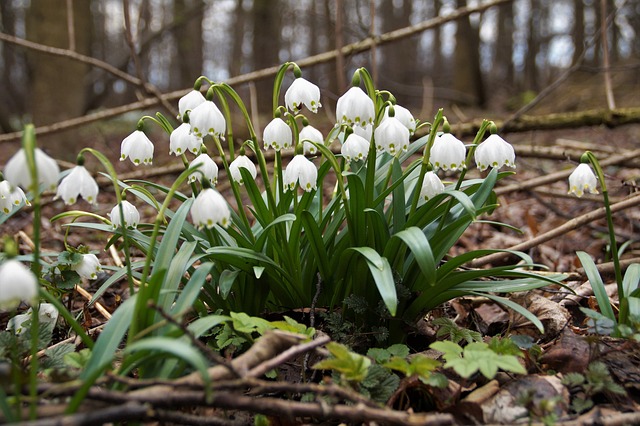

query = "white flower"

[
  {"left": 420, "top": 171, "right": 445, "bottom": 201},
  {"left": 568, "top": 163, "right": 599, "bottom": 198},
  {"left": 475, "top": 134, "right": 516, "bottom": 171},
  {"left": 374, "top": 116, "right": 410, "bottom": 156},
  {"left": 0, "top": 259, "right": 39, "bottom": 311},
  {"left": 352, "top": 123, "right": 373, "bottom": 142},
  {"left": 6, "top": 303, "right": 58, "bottom": 335},
  {"left": 190, "top": 188, "right": 231, "bottom": 229},
  {"left": 284, "top": 155, "right": 317, "bottom": 192},
  {"left": 229, "top": 155, "right": 257, "bottom": 184},
  {"left": 336, "top": 87, "right": 375, "bottom": 128},
  {"left": 285, "top": 77, "right": 321, "bottom": 113},
  {"left": 72, "top": 253, "right": 102, "bottom": 280},
  {"left": 189, "top": 153, "right": 219, "bottom": 185},
  {"left": 178, "top": 89, "right": 206, "bottom": 119},
  {"left": 430, "top": 133, "right": 467, "bottom": 171},
  {"left": 120, "top": 130, "right": 154, "bottom": 166},
  {"left": 189, "top": 100, "right": 226, "bottom": 138},
  {"left": 0, "top": 180, "right": 30, "bottom": 214},
  {"left": 108, "top": 200, "right": 140, "bottom": 229},
  {"left": 383, "top": 105, "right": 416, "bottom": 134},
  {"left": 341, "top": 133, "right": 370, "bottom": 162},
  {"left": 56, "top": 165, "right": 99, "bottom": 205},
  {"left": 263, "top": 117, "right": 292, "bottom": 151},
  {"left": 170, "top": 123, "right": 202, "bottom": 155},
  {"left": 299, "top": 125, "right": 323, "bottom": 154},
  {"left": 4, "top": 148, "right": 60, "bottom": 191}
]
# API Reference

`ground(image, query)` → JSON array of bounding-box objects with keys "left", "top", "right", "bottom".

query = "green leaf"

[
  {"left": 218, "top": 268, "right": 241, "bottom": 300},
  {"left": 622, "top": 263, "right": 640, "bottom": 299},
  {"left": 171, "top": 262, "right": 215, "bottom": 315},
  {"left": 349, "top": 247, "right": 397, "bottom": 316},
  {"left": 577, "top": 251, "right": 616, "bottom": 321},
  {"left": 386, "top": 227, "right": 436, "bottom": 289},
  {"left": 58, "top": 251, "right": 83, "bottom": 266},
  {"left": 312, "top": 342, "right": 371, "bottom": 383}
]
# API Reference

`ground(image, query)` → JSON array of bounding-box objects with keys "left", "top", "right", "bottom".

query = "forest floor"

[{"left": 1, "top": 69, "right": 640, "bottom": 424}]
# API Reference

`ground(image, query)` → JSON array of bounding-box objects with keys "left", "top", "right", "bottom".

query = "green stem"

[
  {"left": 21, "top": 124, "right": 41, "bottom": 420},
  {"left": 585, "top": 151, "right": 626, "bottom": 325},
  {"left": 409, "top": 109, "right": 444, "bottom": 215}
]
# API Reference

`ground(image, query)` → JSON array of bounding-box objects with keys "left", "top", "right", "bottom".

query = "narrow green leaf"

[
  {"left": 577, "top": 251, "right": 616, "bottom": 321},
  {"left": 350, "top": 247, "right": 397, "bottom": 316},
  {"left": 622, "top": 263, "right": 640, "bottom": 298}
]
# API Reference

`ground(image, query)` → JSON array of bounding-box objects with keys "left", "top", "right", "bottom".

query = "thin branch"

[{"left": 601, "top": 0, "right": 616, "bottom": 110}]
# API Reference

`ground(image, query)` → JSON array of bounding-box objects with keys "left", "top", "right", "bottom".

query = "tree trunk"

[
  {"left": 452, "top": 0, "right": 485, "bottom": 107},
  {"left": 26, "top": 0, "right": 91, "bottom": 157},
  {"left": 572, "top": 0, "right": 585, "bottom": 65},
  {"left": 251, "top": 0, "right": 281, "bottom": 116},
  {"left": 172, "top": 0, "right": 204, "bottom": 89}
]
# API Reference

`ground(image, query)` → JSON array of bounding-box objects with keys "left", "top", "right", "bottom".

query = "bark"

[
  {"left": 172, "top": 0, "right": 204, "bottom": 89},
  {"left": 452, "top": 0, "right": 485, "bottom": 106}
]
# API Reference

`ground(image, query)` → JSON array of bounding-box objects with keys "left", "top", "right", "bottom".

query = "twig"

[
  {"left": 75, "top": 285, "right": 111, "bottom": 320},
  {"left": 148, "top": 301, "right": 241, "bottom": 377},
  {"left": 246, "top": 334, "right": 331, "bottom": 378},
  {"left": 470, "top": 194, "right": 640, "bottom": 267},
  {"left": 65, "top": 0, "right": 75, "bottom": 52}
]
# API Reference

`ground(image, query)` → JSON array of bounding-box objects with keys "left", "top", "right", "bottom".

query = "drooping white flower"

[
  {"left": 189, "top": 100, "right": 226, "bottom": 138},
  {"left": 6, "top": 303, "right": 58, "bottom": 335},
  {"left": 108, "top": 200, "right": 140, "bottom": 229},
  {"left": 568, "top": 163, "right": 599, "bottom": 198},
  {"left": 190, "top": 188, "right": 231, "bottom": 229},
  {"left": 475, "top": 134, "right": 516, "bottom": 171},
  {"left": 189, "top": 153, "right": 219, "bottom": 185},
  {"left": 263, "top": 117, "right": 293, "bottom": 151},
  {"left": 56, "top": 165, "right": 99, "bottom": 205},
  {"left": 0, "top": 180, "right": 30, "bottom": 214},
  {"left": 229, "top": 155, "right": 257, "bottom": 184},
  {"left": 71, "top": 253, "right": 102, "bottom": 280},
  {"left": 374, "top": 116, "right": 410, "bottom": 156},
  {"left": 170, "top": 123, "right": 202, "bottom": 155},
  {"left": 120, "top": 130, "right": 154, "bottom": 166},
  {"left": 0, "top": 259, "right": 39, "bottom": 311},
  {"left": 299, "top": 125, "right": 323, "bottom": 154},
  {"left": 430, "top": 133, "right": 467, "bottom": 171},
  {"left": 352, "top": 123, "right": 373, "bottom": 142},
  {"left": 420, "top": 171, "right": 445, "bottom": 201},
  {"left": 383, "top": 104, "right": 416, "bottom": 134},
  {"left": 178, "top": 89, "right": 206, "bottom": 119},
  {"left": 284, "top": 155, "right": 317, "bottom": 192},
  {"left": 336, "top": 86, "right": 375, "bottom": 128},
  {"left": 285, "top": 77, "right": 322, "bottom": 113},
  {"left": 341, "top": 133, "right": 370, "bottom": 163},
  {"left": 4, "top": 148, "right": 60, "bottom": 191}
]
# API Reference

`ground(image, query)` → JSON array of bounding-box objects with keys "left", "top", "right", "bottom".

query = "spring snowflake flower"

[
  {"left": 178, "top": 89, "right": 206, "bottom": 119},
  {"left": 7, "top": 303, "right": 58, "bottom": 335},
  {"left": 284, "top": 155, "right": 317, "bottom": 192},
  {"left": 353, "top": 123, "right": 373, "bottom": 141},
  {"left": 374, "top": 116, "right": 410, "bottom": 156},
  {"left": 189, "top": 153, "right": 219, "bottom": 185},
  {"left": 383, "top": 104, "right": 416, "bottom": 134},
  {"left": 420, "top": 171, "right": 445, "bottom": 201},
  {"left": 0, "top": 259, "right": 39, "bottom": 311},
  {"left": 108, "top": 200, "right": 140, "bottom": 229},
  {"left": 430, "top": 133, "right": 467, "bottom": 171},
  {"left": 56, "top": 165, "right": 99, "bottom": 205},
  {"left": 71, "top": 253, "right": 102, "bottom": 280},
  {"left": 568, "top": 163, "right": 598, "bottom": 198},
  {"left": 0, "top": 179, "right": 30, "bottom": 214},
  {"left": 121, "top": 130, "right": 154, "bottom": 166},
  {"left": 341, "top": 133, "right": 370, "bottom": 162},
  {"left": 170, "top": 123, "right": 202, "bottom": 155},
  {"left": 299, "top": 125, "right": 323, "bottom": 154},
  {"left": 475, "top": 134, "right": 516, "bottom": 171},
  {"left": 263, "top": 117, "right": 292, "bottom": 151},
  {"left": 336, "top": 86, "right": 375, "bottom": 128},
  {"left": 285, "top": 77, "right": 321, "bottom": 113},
  {"left": 229, "top": 155, "right": 257, "bottom": 184},
  {"left": 4, "top": 148, "right": 60, "bottom": 191},
  {"left": 189, "top": 100, "right": 226, "bottom": 138},
  {"left": 190, "top": 188, "right": 231, "bottom": 229}
]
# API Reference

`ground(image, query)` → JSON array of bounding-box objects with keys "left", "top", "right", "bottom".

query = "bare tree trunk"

[
  {"left": 229, "top": 0, "right": 246, "bottom": 77},
  {"left": 26, "top": 0, "right": 91, "bottom": 157},
  {"left": 495, "top": 1, "right": 514, "bottom": 86},
  {"left": 573, "top": 0, "right": 585, "bottom": 65},
  {"left": 452, "top": 0, "right": 485, "bottom": 106},
  {"left": 251, "top": 0, "right": 281, "bottom": 115},
  {"left": 172, "top": 0, "right": 204, "bottom": 89}
]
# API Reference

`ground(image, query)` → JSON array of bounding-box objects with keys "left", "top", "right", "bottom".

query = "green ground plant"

[{"left": 0, "top": 62, "right": 566, "bottom": 419}]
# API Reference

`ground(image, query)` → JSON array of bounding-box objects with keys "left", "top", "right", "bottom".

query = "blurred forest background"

[{"left": 0, "top": 0, "right": 638, "bottom": 158}]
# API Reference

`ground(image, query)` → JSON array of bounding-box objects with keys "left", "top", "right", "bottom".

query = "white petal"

[
  {"left": 336, "top": 87, "right": 375, "bottom": 128},
  {"left": 430, "top": 133, "right": 467, "bottom": 171},
  {"left": 170, "top": 123, "right": 202, "bottom": 155},
  {"left": 0, "top": 260, "right": 39, "bottom": 310},
  {"left": 373, "top": 117, "right": 410, "bottom": 156},
  {"left": 285, "top": 77, "right": 321, "bottom": 113},
  {"left": 108, "top": 200, "right": 140, "bottom": 229},
  {"left": 568, "top": 163, "right": 598, "bottom": 197},
  {"left": 189, "top": 101, "right": 226, "bottom": 138},
  {"left": 178, "top": 90, "right": 206, "bottom": 119},
  {"left": 229, "top": 155, "right": 257, "bottom": 184},
  {"left": 341, "top": 133, "right": 370, "bottom": 162},
  {"left": 420, "top": 171, "right": 445, "bottom": 200},
  {"left": 190, "top": 188, "right": 231, "bottom": 228},
  {"left": 263, "top": 118, "right": 292, "bottom": 151}
]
